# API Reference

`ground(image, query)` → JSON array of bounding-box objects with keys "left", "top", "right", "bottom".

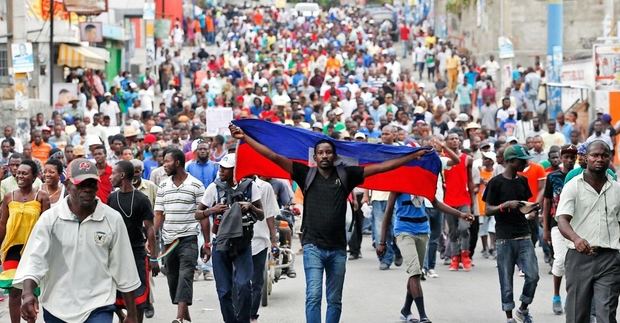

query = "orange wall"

[{"left": 156, "top": 0, "right": 183, "bottom": 22}]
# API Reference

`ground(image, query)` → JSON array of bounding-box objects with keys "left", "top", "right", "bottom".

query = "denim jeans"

[
  {"left": 372, "top": 200, "right": 398, "bottom": 265},
  {"left": 496, "top": 238, "right": 540, "bottom": 311},
  {"left": 212, "top": 242, "right": 253, "bottom": 323},
  {"left": 446, "top": 205, "right": 471, "bottom": 257},
  {"left": 304, "top": 243, "right": 347, "bottom": 323},
  {"left": 44, "top": 305, "right": 116, "bottom": 323},
  {"left": 251, "top": 248, "right": 268, "bottom": 320},
  {"left": 424, "top": 208, "right": 444, "bottom": 270}
]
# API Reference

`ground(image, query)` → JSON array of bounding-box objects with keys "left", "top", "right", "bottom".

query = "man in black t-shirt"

[
  {"left": 541, "top": 144, "right": 577, "bottom": 315},
  {"left": 483, "top": 144, "right": 540, "bottom": 323},
  {"left": 109, "top": 160, "right": 158, "bottom": 323},
  {"left": 229, "top": 124, "right": 430, "bottom": 323}
]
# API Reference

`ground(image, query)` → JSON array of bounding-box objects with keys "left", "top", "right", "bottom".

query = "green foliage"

[{"left": 446, "top": 0, "right": 474, "bottom": 15}]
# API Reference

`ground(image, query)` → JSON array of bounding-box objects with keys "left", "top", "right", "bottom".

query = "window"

[{"left": 0, "top": 44, "right": 8, "bottom": 78}]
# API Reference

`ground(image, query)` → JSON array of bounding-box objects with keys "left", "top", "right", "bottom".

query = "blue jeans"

[
  {"left": 44, "top": 305, "right": 116, "bottom": 323},
  {"left": 372, "top": 200, "right": 396, "bottom": 265},
  {"left": 304, "top": 244, "right": 347, "bottom": 323},
  {"left": 212, "top": 242, "right": 253, "bottom": 323},
  {"left": 424, "top": 208, "right": 444, "bottom": 270},
  {"left": 251, "top": 248, "right": 268, "bottom": 320},
  {"left": 496, "top": 238, "right": 540, "bottom": 311}
]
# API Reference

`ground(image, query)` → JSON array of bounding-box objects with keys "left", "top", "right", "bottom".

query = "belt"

[
  {"left": 399, "top": 216, "right": 428, "bottom": 224},
  {"left": 591, "top": 247, "right": 617, "bottom": 254}
]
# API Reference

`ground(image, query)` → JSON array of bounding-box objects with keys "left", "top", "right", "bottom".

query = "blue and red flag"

[{"left": 232, "top": 119, "right": 442, "bottom": 201}]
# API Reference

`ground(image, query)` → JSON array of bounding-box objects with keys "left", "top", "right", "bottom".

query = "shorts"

[
  {"left": 479, "top": 216, "right": 495, "bottom": 236},
  {"left": 396, "top": 233, "right": 429, "bottom": 277},
  {"left": 165, "top": 236, "right": 198, "bottom": 305},
  {"left": 550, "top": 226, "right": 568, "bottom": 277},
  {"left": 116, "top": 246, "right": 149, "bottom": 309}
]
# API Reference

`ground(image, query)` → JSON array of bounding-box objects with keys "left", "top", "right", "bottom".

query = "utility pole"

[
  {"left": 49, "top": 0, "right": 54, "bottom": 106},
  {"left": 546, "top": 0, "right": 563, "bottom": 119}
]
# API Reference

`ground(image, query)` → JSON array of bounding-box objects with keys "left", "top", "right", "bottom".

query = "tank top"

[
  {"left": 0, "top": 191, "right": 42, "bottom": 263},
  {"left": 444, "top": 153, "right": 472, "bottom": 207},
  {"left": 394, "top": 194, "right": 429, "bottom": 236}
]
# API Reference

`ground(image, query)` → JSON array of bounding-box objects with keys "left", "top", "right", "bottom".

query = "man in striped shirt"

[{"left": 154, "top": 148, "right": 206, "bottom": 323}]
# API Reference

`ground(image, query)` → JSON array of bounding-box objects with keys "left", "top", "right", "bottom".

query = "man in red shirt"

[
  {"left": 400, "top": 23, "right": 411, "bottom": 59},
  {"left": 92, "top": 144, "right": 113, "bottom": 204},
  {"left": 443, "top": 133, "right": 476, "bottom": 271}
]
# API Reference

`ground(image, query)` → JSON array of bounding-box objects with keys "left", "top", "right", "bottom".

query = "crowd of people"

[{"left": 0, "top": 3, "right": 619, "bottom": 323}]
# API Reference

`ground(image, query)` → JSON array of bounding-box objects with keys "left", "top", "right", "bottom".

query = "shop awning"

[{"left": 57, "top": 44, "right": 109, "bottom": 70}]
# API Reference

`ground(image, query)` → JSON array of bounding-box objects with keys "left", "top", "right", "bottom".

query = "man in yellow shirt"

[{"left": 446, "top": 53, "right": 461, "bottom": 93}]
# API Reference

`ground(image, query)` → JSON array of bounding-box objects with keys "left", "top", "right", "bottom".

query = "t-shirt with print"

[
  {"left": 483, "top": 174, "right": 532, "bottom": 239},
  {"left": 108, "top": 190, "right": 154, "bottom": 248},
  {"left": 543, "top": 169, "right": 567, "bottom": 229},
  {"left": 292, "top": 162, "right": 364, "bottom": 250}
]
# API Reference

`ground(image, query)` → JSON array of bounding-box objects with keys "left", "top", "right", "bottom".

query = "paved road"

[{"left": 143, "top": 237, "right": 567, "bottom": 323}]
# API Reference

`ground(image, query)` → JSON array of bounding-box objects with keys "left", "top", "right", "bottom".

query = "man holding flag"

[{"left": 229, "top": 123, "right": 432, "bottom": 323}]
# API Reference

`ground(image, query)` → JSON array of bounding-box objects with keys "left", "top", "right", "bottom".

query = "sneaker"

[
  {"left": 427, "top": 269, "right": 439, "bottom": 278},
  {"left": 519, "top": 270, "right": 525, "bottom": 277},
  {"left": 482, "top": 249, "right": 490, "bottom": 259},
  {"left": 552, "top": 295, "right": 563, "bottom": 315},
  {"left": 193, "top": 270, "right": 201, "bottom": 281},
  {"left": 144, "top": 303, "right": 155, "bottom": 318},
  {"left": 380, "top": 262, "right": 390, "bottom": 270},
  {"left": 514, "top": 308, "right": 533, "bottom": 323},
  {"left": 448, "top": 256, "right": 459, "bottom": 271},
  {"left": 172, "top": 319, "right": 182, "bottom": 323},
  {"left": 203, "top": 271, "right": 214, "bottom": 281},
  {"left": 287, "top": 268, "right": 297, "bottom": 278},
  {"left": 348, "top": 254, "right": 361, "bottom": 260},
  {"left": 400, "top": 311, "right": 420, "bottom": 322},
  {"left": 395, "top": 255, "right": 403, "bottom": 267},
  {"left": 442, "top": 258, "right": 451, "bottom": 266},
  {"left": 419, "top": 317, "right": 432, "bottom": 323},
  {"left": 460, "top": 250, "right": 472, "bottom": 271},
  {"left": 420, "top": 271, "right": 426, "bottom": 281},
  {"left": 507, "top": 319, "right": 517, "bottom": 323}
]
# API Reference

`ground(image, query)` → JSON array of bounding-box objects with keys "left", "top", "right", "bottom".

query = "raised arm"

[
  {"left": 229, "top": 124, "right": 293, "bottom": 174},
  {"left": 364, "top": 147, "right": 432, "bottom": 178}
]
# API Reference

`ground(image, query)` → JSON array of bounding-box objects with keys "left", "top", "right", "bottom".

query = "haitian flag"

[{"left": 232, "top": 119, "right": 442, "bottom": 201}]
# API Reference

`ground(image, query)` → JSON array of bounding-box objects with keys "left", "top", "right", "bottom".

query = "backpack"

[
  {"left": 214, "top": 178, "right": 255, "bottom": 256},
  {"left": 301, "top": 165, "right": 355, "bottom": 239}
]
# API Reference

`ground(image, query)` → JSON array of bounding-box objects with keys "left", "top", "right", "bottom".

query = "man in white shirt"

[
  {"left": 541, "top": 119, "right": 566, "bottom": 152},
  {"left": 483, "top": 55, "right": 500, "bottom": 82},
  {"left": 99, "top": 92, "right": 121, "bottom": 127},
  {"left": 556, "top": 140, "right": 620, "bottom": 323},
  {"left": 15, "top": 159, "right": 140, "bottom": 323}
]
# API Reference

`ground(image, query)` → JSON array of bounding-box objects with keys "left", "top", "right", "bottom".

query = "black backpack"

[{"left": 215, "top": 178, "right": 255, "bottom": 256}]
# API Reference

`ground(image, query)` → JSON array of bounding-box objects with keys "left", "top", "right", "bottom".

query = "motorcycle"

[{"left": 261, "top": 207, "right": 298, "bottom": 307}]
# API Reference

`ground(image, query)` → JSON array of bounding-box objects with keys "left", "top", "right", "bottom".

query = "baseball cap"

[
  {"left": 465, "top": 122, "right": 481, "bottom": 130},
  {"left": 481, "top": 151, "right": 496, "bottom": 162},
  {"left": 150, "top": 126, "right": 163, "bottom": 134},
  {"left": 312, "top": 122, "right": 323, "bottom": 129},
  {"left": 503, "top": 144, "right": 532, "bottom": 161},
  {"left": 354, "top": 132, "right": 366, "bottom": 139},
  {"left": 456, "top": 113, "right": 469, "bottom": 122},
  {"left": 219, "top": 153, "right": 236, "bottom": 168},
  {"left": 340, "top": 130, "right": 351, "bottom": 139},
  {"left": 506, "top": 136, "right": 518, "bottom": 144},
  {"left": 104, "top": 92, "right": 112, "bottom": 97},
  {"left": 560, "top": 144, "right": 578, "bottom": 156},
  {"left": 333, "top": 108, "right": 344, "bottom": 116},
  {"left": 68, "top": 158, "right": 100, "bottom": 185},
  {"left": 144, "top": 134, "right": 157, "bottom": 145},
  {"left": 480, "top": 140, "right": 491, "bottom": 149},
  {"left": 596, "top": 107, "right": 605, "bottom": 114}
]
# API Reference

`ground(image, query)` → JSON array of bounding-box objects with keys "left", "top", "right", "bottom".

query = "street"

[{"left": 146, "top": 238, "right": 566, "bottom": 323}]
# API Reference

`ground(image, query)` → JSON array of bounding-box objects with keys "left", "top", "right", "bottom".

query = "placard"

[
  {"left": 206, "top": 108, "right": 233, "bottom": 136},
  {"left": 11, "top": 42, "right": 34, "bottom": 73}
]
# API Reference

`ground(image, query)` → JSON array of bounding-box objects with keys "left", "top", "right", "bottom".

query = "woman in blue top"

[{"left": 377, "top": 192, "right": 473, "bottom": 323}]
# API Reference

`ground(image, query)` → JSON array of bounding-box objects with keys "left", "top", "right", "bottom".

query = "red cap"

[{"left": 144, "top": 134, "right": 157, "bottom": 144}]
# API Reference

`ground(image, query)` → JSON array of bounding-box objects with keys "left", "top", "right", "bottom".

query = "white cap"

[
  {"left": 507, "top": 136, "right": 518, "bottom": 143},
  {"left": 219, "top": 153, "right": 236, "bottom": 168},
  {"left": 481, "top": 151, "right": 496, "bottom": 162},
  {"left": 418, "top": 83, "right": 425, "bottom": 88},
  {"left": 104, "top": 92, "right": 112, "bottom": 97},
  {"left": 354, "top": 132, "right": 367, "bottom": 139},
  {"left": 150, "top": 126, "right": 163, "bottom": 134},
  {"left": 85, "top": 135, "right": 102, "bottom": 147},
  {"left": 333, "top": 108, "right": 344, "bottom": 116},
  {"left": 507, "top": 107, "right": 517, "bottom": 115},
  {"left": 457, "top": 113, "right": 469, "bottom": 122},
  {"left": 414, "top": 106, "right": 425, "bottom": 114},
  {"left": 312, "top": 122, "right": 323, "bottom": 129}
]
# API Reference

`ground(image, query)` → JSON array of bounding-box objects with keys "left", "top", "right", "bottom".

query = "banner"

[
  {"left": 63, "top": 0, "right": 107, "bottom": 15},
  {"left": 11, "top": 43, "right": 34, "bottom": 73}
]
